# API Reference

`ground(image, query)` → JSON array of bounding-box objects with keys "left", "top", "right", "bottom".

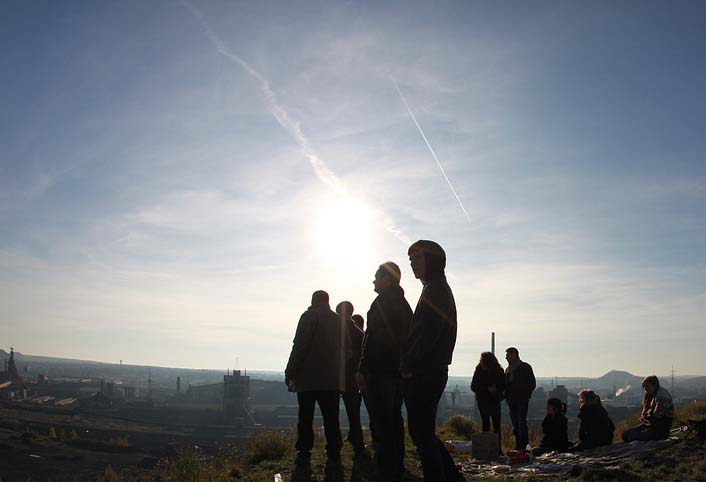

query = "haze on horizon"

[{"left": 1, "top": 1, "right": 705, "bottom": 378}]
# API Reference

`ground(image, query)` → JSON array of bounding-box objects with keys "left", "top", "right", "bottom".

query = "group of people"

[
  {"left": 285, "top": 239, "right": 464, "bottom": 482},
  {"left": 284, "top": 239, "right": 676, "bottom": 482},
  {"left": 471, "top": 350, "right": 675, "bottom": 457}
]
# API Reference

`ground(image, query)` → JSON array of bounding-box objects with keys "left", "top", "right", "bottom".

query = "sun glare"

[{"left": 311, "top": 196, "right": 378, "bottom": 271}]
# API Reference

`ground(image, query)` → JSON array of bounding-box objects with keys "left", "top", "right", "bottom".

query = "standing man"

[
  {"left": 504, "top": 347, "right": 536, "bottom": 451},
  {"left": 402, "top": 240, "right": 467, "bottom": 482},
  {"left": 285, "top": 290, "right": 350, "bottom": 471},
  {"left": 337, "top": 300, "right": 366, "bottom": 456},
  {"left": 357, "top": 262, "right": 413, "bottom": 482}
]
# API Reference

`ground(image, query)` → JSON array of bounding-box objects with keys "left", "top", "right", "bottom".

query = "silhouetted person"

[
  {"left": 401, "top": 240, "right": 466, "bottom": 482},
  {"left": 622, "top": 375, "right": 674, "bottom": 442},
  {"left": 285, "top": 290, "right": 350, "bottom": 469},
  {"left": 357, "top": 262, "right": 412, "bottom": 482},
  {"left": 531, "top": 398, "right": 569, "bottom": 456},
  {"left": 352, "top": 314, "right": 365, "bottom": 331},
  {"left": 504, "top": 347, "right": 536, "bottom": 451},
  {"left": 471, "top": 352, "right": 506, "bottom": 438},
  {"left": 571, "top": 389, "right": 614, "bottom": 452},
  {"left": 338, "top": 300, "right": 366, "bottom": 456}
]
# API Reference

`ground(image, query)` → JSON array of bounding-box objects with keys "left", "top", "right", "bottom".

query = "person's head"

[
  {"left": 477, "top": 351, "right": 501, "bottom": 371},
  {"left": 579, "top": 389, "right": 599, "bottom": 407},
  {"left": 373, "top": 261, "right": 401, "bottom": 294},
  {"left": 335, "top": 301, "right": 354, "bottom": 321},
  {"left": 408, "top": 240, "right": 446, "bottom": 283},
  {"left": 505, "top": 347, "right": 520, "bottom": 365},
  {"left": 642, "top": 375, "right": 660, "bottom": 396},
  {"left": 311, "top": 290, "right": 329, "bottom": 306},
  {"left": 352, "top": 314, "right": 365, "bottom": 331},
  {"left": 547, "top": 398, "right": 566, "bottom": 416}
]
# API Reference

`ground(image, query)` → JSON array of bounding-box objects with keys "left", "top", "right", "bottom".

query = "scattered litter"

[
  {"left": 29, "top": 454, "right": 41, "bottom": 458},
  {"left": 460, "top": 439, "right": 679, "bottom": 478},
  {"left": 274, "top": 474, "right": 283, "bottom": 482}
]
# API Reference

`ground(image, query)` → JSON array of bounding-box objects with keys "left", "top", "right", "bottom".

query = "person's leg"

[
  {"left": 295, "top": 391, "right": 317, "bottom": 456},
  {"left": 317, "top": 390, "right": 343, "bottom": 458},
  {"left": 490, "top": 402, "right": 501, "bottom": 434},
  {"left": 342, "top": 391, "right": 365, "bottom": 453},
  {"left": 392, "top": 381, "right": 406, "bottom": 480},
  {"left": 362, "top": 392, "right": 378, "bottom": 446},
  {"left": 404, "top": 374, "right": 445, "bottom": 482},
  {"left": 369, "top": 375, "right": 405, "bottom": 482},
  {"left": 507, "top": 400, "right": 520, "bottom": 449},
  {"left": 622, "top": 425, "right": 658, "bottom": 442},
  {"left": 517, "top": 399, "right": 530, "bottom": 450},
  {"left": 479, "top": 403, "right": 491, "bottom": 432}
]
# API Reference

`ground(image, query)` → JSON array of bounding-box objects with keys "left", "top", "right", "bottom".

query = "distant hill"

[{"left": 595, "top": 370, "right": 644, "bottom": 389}]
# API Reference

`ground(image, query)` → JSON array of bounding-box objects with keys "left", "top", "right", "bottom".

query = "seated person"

[
  {"left": 531, "top": 398, "right": 569, "bottom": 456},
  {"left": 622, "top": 375, "right": 674, "bottom": 442},
  {"left": 571, "top": 389, "right": 614, "bottom": 452}
]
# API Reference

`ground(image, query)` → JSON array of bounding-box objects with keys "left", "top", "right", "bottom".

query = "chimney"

[{"left": 491, "top": 332, "right": 496, "bottom": 355}]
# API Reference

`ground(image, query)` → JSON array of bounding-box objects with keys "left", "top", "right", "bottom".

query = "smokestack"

[{"left": 491, "top": 332, "right": 495, "bottom": 355}]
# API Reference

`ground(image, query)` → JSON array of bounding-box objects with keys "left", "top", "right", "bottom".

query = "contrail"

[
  {"left": 180, "top": 0, "right": 345, "bottom": 195},
  {"left": 180, "top": 1, "right": 412, "bottom": 245},
  {"left": 394, "top": 83, "right": 473, "bottom": 225}
]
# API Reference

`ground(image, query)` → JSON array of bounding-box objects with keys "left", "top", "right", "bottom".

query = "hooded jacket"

[
  {"left": 401, "top": 240, "right": 457, "bottom": 376},
  {"left": 285, "top": 301, "right": 351, "bottom": 392},
  {"left": 358, "top": 284, "right": 413, "bottom": 377}
]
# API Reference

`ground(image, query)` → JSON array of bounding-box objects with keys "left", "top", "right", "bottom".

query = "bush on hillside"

[
  {"left": 246, "top": 430, "right": 291, "bottom": 465},
  {"left": 442, "top": 416, "right": 478, "bottom": 440}
]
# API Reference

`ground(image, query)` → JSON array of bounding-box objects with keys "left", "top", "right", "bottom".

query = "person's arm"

[
  {"left": 401, "top": 285, "right": 448, "bottom": 374},
  {"left": 528, "top": 363, "right": 537, "bottom": 394},
  {"left": 470, "top": 368, "right": 481, "bottom": 394},
  {"left": 285, "top": 312, "right": 316, "bottom": 381}
]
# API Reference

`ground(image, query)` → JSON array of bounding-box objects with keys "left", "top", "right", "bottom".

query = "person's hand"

[
  {"left": 356, "top": 372, "right": 366, "bottom": 394},
  {"left": 285, "top": 377, "right": 296, "bottom": 392}
]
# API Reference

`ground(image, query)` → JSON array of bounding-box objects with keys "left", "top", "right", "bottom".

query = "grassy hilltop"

[{"left": 4, "top": 402, "right": 706, "bottom": 482}]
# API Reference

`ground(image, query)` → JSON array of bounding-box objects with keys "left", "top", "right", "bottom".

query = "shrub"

[
  {"left": 442, "top": 416, "right": 478, "bottom": 440},
  {"left": 246, "top": 430, "right": 291, "bottom": 465}
]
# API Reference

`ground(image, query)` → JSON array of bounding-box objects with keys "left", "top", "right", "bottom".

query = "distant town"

[{"left": 3, "top": 346, "right": 706, "bottom": 440}]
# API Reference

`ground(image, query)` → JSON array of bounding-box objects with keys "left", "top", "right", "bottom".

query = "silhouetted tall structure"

[{"left": 223, "top": 370, "right": 251, "bottom": 424}]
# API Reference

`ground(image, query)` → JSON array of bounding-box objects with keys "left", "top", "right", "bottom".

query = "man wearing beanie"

[{"left": 401, "top": 240, "right": 467, "bottom": 482}]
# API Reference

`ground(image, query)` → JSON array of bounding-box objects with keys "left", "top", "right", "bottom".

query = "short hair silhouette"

[
  {"left": 311, "top": 290, "right": 329, "bottom": 305},
  {"left": 352, "top": 314, "right": 364, "bottom": 330},
  {"left": 378, "top": 261, "right": 401, "bottom": 284},
  {"left": 408, "top": 240, "right": 447, "bottom": 274},
  {"left": 642, "top": 375, "right": 660, "bottom": 389},
  {"left": 506, "top": 347, "right": 519, "bottom": 356},
  {"left": 336, "top": 301, "right": 354, "bottom": 318}
]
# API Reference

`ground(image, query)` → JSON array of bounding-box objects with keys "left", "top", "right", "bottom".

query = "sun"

[{"left": 311, "top": 195, "right": 378, "bottom": 270}]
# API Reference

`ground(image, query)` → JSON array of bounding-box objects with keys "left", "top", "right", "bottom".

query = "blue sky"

[{"left": 1, "top": 0, "right": 705, "bottom": 377}]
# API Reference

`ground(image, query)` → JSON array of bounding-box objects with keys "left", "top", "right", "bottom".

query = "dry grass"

[{"left": 245, "top": 430, "right": 292, "bottom": 465}]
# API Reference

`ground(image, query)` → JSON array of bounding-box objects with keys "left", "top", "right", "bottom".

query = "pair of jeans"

[
  {"left": 403, "top": 370, "right": 465, "bottom": 482},
  {"left": 507, "top": 398, "right": 530, "bottom": 450},
  {"left": 341, "top": 390, "right": 365, "bottom": 452},
  {"left": 296, "top": 390, "right": 342, "bottom": 457},
  {"left": 366, "top": 374, "right": 405, "bottom": 482},
  {"left": 622, "top": 424, "right": 664, "bottom": 442}
]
